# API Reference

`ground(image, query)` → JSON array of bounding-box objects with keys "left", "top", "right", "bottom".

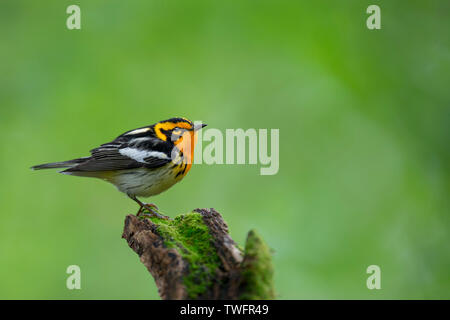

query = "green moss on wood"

[
  {"left": 147, "top": 212, "right": 221, "bottom": 299},
  {"left": 240, "top": 229, "right": 275, "bottom": 299},
  {"left": 138, "top": 209, "right": 275, "bottom": 300}
]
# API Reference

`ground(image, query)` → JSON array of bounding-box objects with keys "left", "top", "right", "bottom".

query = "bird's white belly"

[{"left": 110, "top": 166, "right": 179, "bottom": 198}]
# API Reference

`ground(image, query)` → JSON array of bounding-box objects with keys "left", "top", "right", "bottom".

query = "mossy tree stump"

[{"left": 122, "top": 208, "right": 275, "bottom": 300}]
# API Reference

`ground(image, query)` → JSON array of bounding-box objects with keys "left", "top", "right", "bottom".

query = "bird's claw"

[
  {"left": 141, "top": 211, "right": 171, "bottom": 220},
  {"left": 137, "top": 203, "right": 170, "bottom": 220}
]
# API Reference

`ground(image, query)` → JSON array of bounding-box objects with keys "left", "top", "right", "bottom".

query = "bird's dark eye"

[
  {"left": 170, "top": 128, "right": 186, "bottom": 141},
  {"left": 172, "top": 128, "right": 182, "bottom": 135}
]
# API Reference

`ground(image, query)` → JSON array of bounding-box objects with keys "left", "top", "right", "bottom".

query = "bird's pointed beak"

[{"left": 194, "top": 123, "right": 207, "bottom": 131}]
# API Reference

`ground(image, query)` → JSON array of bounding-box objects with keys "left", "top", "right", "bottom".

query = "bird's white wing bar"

[
  {"left": 125, "top": 127, "right": 151, "bottom": 135},
  {"left": 119, "top": 147, "right": 170, "bottom": 164}
]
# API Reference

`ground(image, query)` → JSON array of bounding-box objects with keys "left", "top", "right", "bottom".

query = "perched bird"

[{"left": 31, "top": 117, "right": 207, "bottom": 219}]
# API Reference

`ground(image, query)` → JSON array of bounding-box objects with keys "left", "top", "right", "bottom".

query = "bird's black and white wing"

[{"left": 62, "top": 133, "right": 172, "bottom": 173}]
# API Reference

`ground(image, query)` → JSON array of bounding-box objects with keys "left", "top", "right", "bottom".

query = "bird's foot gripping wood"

[{"left": 137, "top": 203, "right": 171, "bottom": 220}]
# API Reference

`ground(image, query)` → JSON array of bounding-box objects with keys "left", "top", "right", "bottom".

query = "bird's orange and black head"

[
  {"left": 153, "top": 117, "right": 206, "bottom": 143},
  {"left": 154, "top": 118, "right": 192, "bottom": 141},
  {"left": 152, "top": 117, "right": 206, "bottom": 165}
]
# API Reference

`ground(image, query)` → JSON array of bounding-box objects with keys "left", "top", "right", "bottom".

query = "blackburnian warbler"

[{"left": 31, "top": 117, "right": 207, "bottom": 219}]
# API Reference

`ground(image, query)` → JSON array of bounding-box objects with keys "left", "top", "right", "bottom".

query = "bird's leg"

[
  {"left": 128, "top": 194, "right": 147, "bottom": 216},
  {"left": 127, "top": 194, "right": 170, "bottom": 220},
  {"left": 136, "top": 205, "right": 144, "bottom": 216}
]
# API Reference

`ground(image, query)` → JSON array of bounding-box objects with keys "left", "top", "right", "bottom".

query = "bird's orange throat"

[{"left": 174, "top": 131, "right": 198, "bottom": 175}]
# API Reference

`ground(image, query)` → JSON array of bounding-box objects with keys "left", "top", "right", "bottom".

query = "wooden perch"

[{"left": 122, "top": 208, "right": 275, "bottom": 300}]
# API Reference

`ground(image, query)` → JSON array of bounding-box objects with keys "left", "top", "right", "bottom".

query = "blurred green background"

[{"left": 1, "top": 0, "right": 449, "bottom": 299}]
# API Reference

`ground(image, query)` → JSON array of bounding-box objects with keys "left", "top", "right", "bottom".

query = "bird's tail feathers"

[{"left": 31, "top": 157, "right": 90, "bottom": 170}]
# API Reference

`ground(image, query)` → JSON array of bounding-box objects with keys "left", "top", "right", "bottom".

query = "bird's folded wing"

[{"left": 65, "top": 143, "right": 172, "bottom": 172}]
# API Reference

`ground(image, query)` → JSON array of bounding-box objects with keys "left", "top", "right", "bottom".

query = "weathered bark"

[{"left": 122, "top": 208, "right": 274, "bottom": 300}]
